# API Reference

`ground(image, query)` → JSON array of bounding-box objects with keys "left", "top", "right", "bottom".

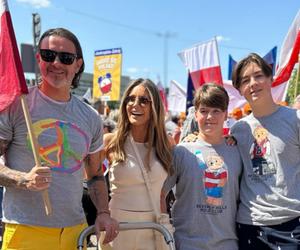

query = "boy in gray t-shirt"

[
  {"left": 163, "top": 83, "right": 242, "bottom": 250},
  {"left": 231, "top": 53, "right": 300, "bottom": 249}
]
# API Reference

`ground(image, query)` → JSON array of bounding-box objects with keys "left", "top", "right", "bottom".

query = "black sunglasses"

[
  {"left": 125, "top": 95, "right": 152, "bottom": 106},
  {"left": 39, "top": 49, "right": 77, "bottom": 65}
]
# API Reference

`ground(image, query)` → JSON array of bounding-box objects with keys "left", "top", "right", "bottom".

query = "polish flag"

[
  {"left": 157, "top": 80, "right": 168, "bottom": 112},
  {"left": 272, "top": 10, "right": 300, "bottom": 87},
  {"left": 0, "top": 0, "right": 28, "bottom": 112},
  {"left": 178, "top": 38, "right": 223, "bottom": 89}
]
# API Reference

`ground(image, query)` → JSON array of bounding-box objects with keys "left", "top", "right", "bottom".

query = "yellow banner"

[{"left": 93, "top": 48, "right": 122, "bottom": 101}]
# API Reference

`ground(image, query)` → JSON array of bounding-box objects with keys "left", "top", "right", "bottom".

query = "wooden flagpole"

[
  {"left": 20, "top": 95, "right": 52, "bottom": 215},
  {"left": 294, "top": 54, "right": 300, "bottom": 99}
]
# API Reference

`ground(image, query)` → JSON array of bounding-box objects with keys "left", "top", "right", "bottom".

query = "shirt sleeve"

[
  {"left": 89, "top": 113, "right": 104, "bottom": 154},
  {"left": 0, "top": 105, "right": 15, "bottom": 142},
  {"left": 162, "top": 145, "right": 186, "bottom": 194}
]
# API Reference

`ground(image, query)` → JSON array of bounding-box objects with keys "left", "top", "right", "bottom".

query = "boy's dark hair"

[
  {"left": 193, "top": 83, "right": 229, "bottom": 111},
  {"left": 232, "top": 53, "right": 273, "bottom": 90}
]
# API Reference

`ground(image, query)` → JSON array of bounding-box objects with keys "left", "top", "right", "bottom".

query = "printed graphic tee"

[
  {"left": 0, "top": 86, "right": 103, "bottom": 227},
  {"left": 231, "top": 106, "right": 300, "bottom": 226},
  {"left": 164, "top": 139, "right": 242, "bottom": 250}
]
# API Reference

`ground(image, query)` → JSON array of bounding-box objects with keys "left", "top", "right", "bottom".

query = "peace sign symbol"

[{"left": 28, "top": 118, "right": 89, "bottom": 173}]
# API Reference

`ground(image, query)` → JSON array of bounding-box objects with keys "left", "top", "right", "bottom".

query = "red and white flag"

[
  {"left": 223, "top": 79, "right": 288, "bottom": 113},
  {"left": 0, "top": 0, "right": 28, "bottom": 112},
  {"left": 157, "top": 80, "right": 168, "bottom": 112},
  {"left": 178, "top": 38, "right": 223, "bottom": 90},
  {"left": 272, "top": 10, "right": 300, "bottom": 88}
]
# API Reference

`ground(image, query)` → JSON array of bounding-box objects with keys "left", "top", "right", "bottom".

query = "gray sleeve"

[
  {"left": 89, "top": 114, "right": 104, "bottom": 154},
  {"left": 0, "top": 107, "right": 13, "bottom": 142},
  {"left": 163, "top": 146, "right": 186, "bottom": 194}
]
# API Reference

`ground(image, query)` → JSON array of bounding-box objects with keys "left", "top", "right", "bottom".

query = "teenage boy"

[
  {"left": 231, "top": 53, "right": 300, "bottom": 249},
  {"left": 162, "top": 83, "right": 242, "bottom": 250}
]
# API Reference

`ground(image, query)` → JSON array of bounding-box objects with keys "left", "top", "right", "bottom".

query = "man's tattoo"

[
  {"left": 0, "top": 139, "right": 28, "bottom": 189},
  {"left": 0, "top": 139, "right": 9, "bottom": 156},
  {"left": 86, "top": 175, "right": 105, "bottom": 188},
  {"left": 0, "top": 165, "right": 28, "bottom": 189},
  {"left": 88, "top": 175, "right": 109, "bottom": 214}
]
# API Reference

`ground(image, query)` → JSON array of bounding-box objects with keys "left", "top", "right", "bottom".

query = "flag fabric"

[
  {"left": 82, "top": 87, "right": 92, "bottom": 103},
  {"left": 223, "top": 79, "right": 288, "bottom": 114},
  {"left": 228, "top": 54, "right": 237, "bottom": 80},
  {"left": 168, "top": 80, "right": 186, "bottom": 113},
  {"left": 273, "top": 10, "right": 300, "bottom": 87},
  {"left": 157, "top": 80, "right": 168, "bottom": 112},
  {"left": 263, "top": 46, "right": 277, "bottom": 75},
  {"left": 186, "top": 71, "right": 195, "bottom": 111},
  {"left": 0, "top": 0, "right": 28, "bottom": 112},
  {"left": 228, "top": 47, "right": 277, "bottom": 80},
  {"left": 178, "top": 38, "right": 223, "bottom": 90},
  {"left": 223, "top": 80, "right": 246, "bottom": 113}
]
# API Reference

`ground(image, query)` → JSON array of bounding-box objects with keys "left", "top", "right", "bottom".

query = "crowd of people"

[{"left": 0, "top": 26, "right": 300, "bottom": 250}]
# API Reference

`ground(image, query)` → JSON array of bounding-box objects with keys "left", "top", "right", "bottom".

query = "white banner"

[{"left": 168, "top": 80, "right": 186, "bottom": 113}]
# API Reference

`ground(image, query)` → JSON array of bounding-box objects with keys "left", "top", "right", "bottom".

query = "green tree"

[{"left": 286, "top": 65, "right": 300, "bottom": 104}]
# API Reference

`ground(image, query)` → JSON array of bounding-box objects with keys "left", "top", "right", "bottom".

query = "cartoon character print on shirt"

[
  {"left": 250, "top": 126, "right": 276, "bottom": 175},
  {"left": 204, "top": 155, "right": 228, "bottom": 206},
  {"left": 27, "top": 119, "right": 90, "bottom": 173}
]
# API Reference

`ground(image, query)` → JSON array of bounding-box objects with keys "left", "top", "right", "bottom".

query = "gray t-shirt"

[
  {"left": 0, "top": 86, "right": 103, "bottom": 227},
  {"left": 231, "top": 106, "right": 300, "bottom": 226},
  {"left": 164, "top": 139, "right": 242, "bottom": 250}
]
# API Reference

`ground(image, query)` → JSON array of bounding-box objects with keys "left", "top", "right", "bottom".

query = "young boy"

[
  {"left": 162, "top": 83, "right": 242, "bottom": 250},
  {"left": 231, "top": 53, "right": 300, "bottom": 249}
]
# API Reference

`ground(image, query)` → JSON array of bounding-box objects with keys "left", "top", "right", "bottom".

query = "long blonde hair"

[{"left": 106, "top": 78, "right": 173, "bottom": 174}]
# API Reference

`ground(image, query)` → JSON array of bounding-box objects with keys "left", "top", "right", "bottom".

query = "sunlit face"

[
  {"left": 195, "top": 105, "right": 227, "bottom": 136},
  {"left": 36, "top": 35, "right": 83, "bottom": 90},
  {"left": 126, "top": 85, "right": 151, "bottom": 130},
  {"left": 238, "top": 62, "right": 272, "bottom": 105}
]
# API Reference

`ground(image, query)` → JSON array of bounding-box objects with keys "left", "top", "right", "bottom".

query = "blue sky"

[{"left": 10, "top": 0, "right": 300, "bottom": 89}]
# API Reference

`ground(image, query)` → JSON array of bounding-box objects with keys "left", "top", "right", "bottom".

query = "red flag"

[
  {"left": 178, "top": 38, "right": 223, "bottom": 90},
  {"left": 157, "top": 80, "right": 168, "bottom": 112},
  {"left": 272, "top": 10, "right": 300, "bottom": 87},
  {"left": 0, "top": 0, "right": 28, "bottom": 112}
]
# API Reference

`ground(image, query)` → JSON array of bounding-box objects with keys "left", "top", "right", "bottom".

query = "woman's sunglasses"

[
  {"left": 39, "top": 49, "right": 77, "bottom": 65},
  {"left": 125, "top": 95, "right": 152, "bottom": 107}
]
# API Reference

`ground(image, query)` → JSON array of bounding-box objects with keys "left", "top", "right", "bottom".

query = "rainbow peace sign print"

[{"left": 28, "top": 119, "right": 90, "bottom": 173}]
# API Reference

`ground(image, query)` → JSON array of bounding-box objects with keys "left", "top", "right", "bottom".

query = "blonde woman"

[{"left": 102, "top": 78, "right": 173, "bottom": 249}]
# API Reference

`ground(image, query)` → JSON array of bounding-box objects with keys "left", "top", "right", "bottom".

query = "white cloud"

[
  {"left": 16, "top": 0, "right": 51, "bottom": 8},
  {"left": 126, "top": 67, "right": 139, "bottom": 73},
  {"left": 142, "top": 68, "right": 151, "bottom": 73},
  {"left": 216, "top": 35, "right": 231, "bottom": 42}
]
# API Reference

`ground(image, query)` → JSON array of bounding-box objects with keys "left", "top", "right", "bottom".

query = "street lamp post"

[
  {"left": 32, "top": 13, "right": 41, "bottom": 85},
  {"left": 157, "top": 31, "right": 176, "bottom": 88}
]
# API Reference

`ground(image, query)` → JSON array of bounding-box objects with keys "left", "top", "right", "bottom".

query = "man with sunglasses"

[{"left": 0, "top": 28, "right": 118, "bottom": 250}]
